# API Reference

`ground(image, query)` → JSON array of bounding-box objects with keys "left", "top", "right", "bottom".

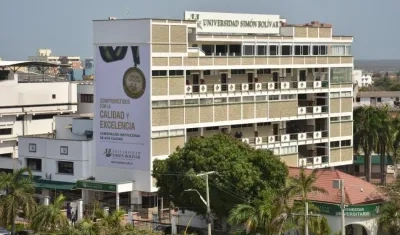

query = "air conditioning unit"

[
  {"left": 255, "top": 137, "right": 263, "bottom": 145},
  {"left": 299, "top": 158, "right": 307, "bottom": 167},
  {"left": 313, "top": 156, "right": 322, "bottom": 165},
  {"left": 268, "top": 136, "right": 275, "bottom": 143},
  {"left": 199, "top": 84, "right": 207, "bottom": 93},
  {"left": 268, "top": 82, "right": 275, "bottom": 90},
  {"left": 214, "top": 84, "right": 221, "bottom": 92},
  {"left": 185, "top": 85, "right": 193, "bottom": 94},
  {"left": 255, "top": 83, "right": 262, "bottom": 91},
  {"left": 242, "top": 138, "right": 249, "bottom": 144},
  {"left": 228, "top": 84, "right": 235, "bottom": 92},
  {"left": 241, "top": 83, "right": 249, "bottom": 91}
]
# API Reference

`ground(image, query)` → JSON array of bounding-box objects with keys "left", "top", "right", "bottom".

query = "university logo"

[
  {"left": 104, "top": 149, "right": 112, "bottom": 157},
  {"left": 98, "top": 46, "right": 146, "bottom": 99},
  {"left": 188, "top": 14, "right": 202, "bottom": 29}
]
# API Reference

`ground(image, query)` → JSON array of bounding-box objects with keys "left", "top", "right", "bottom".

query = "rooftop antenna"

[{"left": 126, "top": 8, "right": 131, "bottom": 17}]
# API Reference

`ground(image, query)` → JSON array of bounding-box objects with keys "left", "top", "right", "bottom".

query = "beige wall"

[
  {"left": 330, "top": 123, "right": 340, "bottom": 137},
  {"left": 330, "top": 121, "right": 352, "bottom": 138},
  {"left": 269, "top": 101, "right": 298, "bottom": 118},
  {"left": 152, "top": 108, "right": 169, "bottom": 126},
  {"left": 330, "top": 98, "right": 340, "bottom": 113},
  {"left": 152, "top": 77, "right": 168, "bottom": 96},
  {"left": 151, "top": 24, "right": 187, "bottom": 53},
  {"left": 152, "top": 136, "right": 185, "bottom": 157},
  {"left": 330, "top": 149, "right": 341, "bottom": 162},
  {"left": 341, "top": 98, "right": 353, "bottom": 112},
  {"left": 281, "top": 154, "right": 298, "bottom": 167}
]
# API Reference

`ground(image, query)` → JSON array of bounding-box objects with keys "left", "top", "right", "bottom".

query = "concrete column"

[
  {"left": 130, "top": 191, "right": 141, "bottom": 211},
  {"left": 127, "top": 210, "right": 133, "bottom": 225},
  {"left": 77, "top": 199, "right": 83, "bottom": 221},
  {"left": 171, "top": 214, "right": 178, "bottom": 235},
  {"left": 116, "top": 193, "right": 120, "bottom": 210},
  {"left": 103, "top": 207, "right": 109, "bottom": 217},
  {"left": 152, "top": 213, "right": 158, "bottom": 230},
  {"left": 44, "top": 196, "right": 49, "bottom": 206}
]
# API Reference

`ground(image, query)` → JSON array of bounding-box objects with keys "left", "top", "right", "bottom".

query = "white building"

[
  {"left": 0, "top": 61, "right": 93, "bottom": 173},
  {"left": 353, "top": 69, "right": 373, "bottom": 87},
  {"left": 28, "top": 49, "right": 82, "bottom": 70},
  {"left": 355, "top": 91, "right": 400, "bottom": 108}
]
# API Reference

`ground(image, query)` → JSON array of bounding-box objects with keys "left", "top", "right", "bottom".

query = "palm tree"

[
  {"left": 388, "top": 116, "right": 400, "bottom": 179},
  {"left": 308, "top": 216, "right": 331, "bottom": 235},
  {"left": 30, "top": 194, "right": 69, "bottom": 232},
  {"left": 94, "top": 208, "right": 126, "bottom": 233},
  {"left": 354, "top": 106, "right": 389, "bottom": 182},
  {"left": 0, "top": 168, "right": 36, "bottom": 235},
  {"left": 287, "top": 167, "right": 328, "bottom": 234},
  {"left": 379, "top": 200, "right": 400, "bottom": 235},
  {"left": 228, "top": 191, "right": 293, "bottom": 235}
]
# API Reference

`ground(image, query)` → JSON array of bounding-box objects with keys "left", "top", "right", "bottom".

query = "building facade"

[
  {"left": 91, "top": 11, "right": 354, "bottom": 214},
  {"left": 28, "top": 49, "right": 82, "bottom": 73},
  {"left": 353, "top": 70, "right": 373, "bottom": 88},
  {"left": 0, "top": 62, "right": 94, "bottom": 173}
]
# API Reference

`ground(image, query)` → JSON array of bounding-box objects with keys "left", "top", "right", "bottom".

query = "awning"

[
  {"left": 35, "top": 179, "right": 77, "bottom": 190},
  {"left": 353, "top": 155, "right": 393, "bottom": 165}
]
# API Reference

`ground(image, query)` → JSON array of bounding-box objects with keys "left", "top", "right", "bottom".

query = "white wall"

[
  {"left": 77, "top": 84, "right": 94, "bottom": 115},
  {"left": 93, "top": 19, "right": 151, "bottom": 44},
  {"left": 353, "top": 70, "right": 373, "bottom": 87},
  {"left": 54, "top": 116, "right": 93, "bottom": 140},
  {"left": 18, "top": 136, "right": 92, "bottom": 182}
]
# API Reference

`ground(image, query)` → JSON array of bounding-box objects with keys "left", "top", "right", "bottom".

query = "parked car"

[{"left": 0, "top": 228, "right": 10, "bottom": 235}]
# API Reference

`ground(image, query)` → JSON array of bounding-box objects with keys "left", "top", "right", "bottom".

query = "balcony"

[
  {"left": 152, "top": 56, "right": 354, "bottom": 67},
  {"left": 298, "top": 155, "right": 329, "bottom": 167},
  {"left": 241, "top": 130, "right": 328, "bottom": 146},
  {"left": 185, "top": 81, "right": 328, "bottom": 95},
  {"left": 297, "top": 105, "right": 329, "bottom": 115}
]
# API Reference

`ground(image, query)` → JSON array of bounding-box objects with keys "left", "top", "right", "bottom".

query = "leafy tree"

[
  {"left": 31, "top": 194, "right": 69, "bottom": 233},
  {"left": 227, "top": 191, "right": 294, "bottom": 235},
  {"left": 309, "top": 216, "right": 331, "bottom": 235},
  {"left": 153, "top": 134, "right": 288, "bottom": 220},
  {"left": 378, "top": 200, "right": 400, "bottom": 235},
  {"left": 0, "top": 168, "right": 36, "bottom": 235}
]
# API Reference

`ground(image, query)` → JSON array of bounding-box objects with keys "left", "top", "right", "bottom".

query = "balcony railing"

[
  {"left": 185, "top": 81, "right": 329, "bottom": 94},
  {"left": 299, "top": 155, "right": 329, "bottom": 166},
  {"left": 297, "top": 105, "right": 329, "bottom": 115},
  {"left": 241, "top": 130, "right": 328, "bottom": 145}
]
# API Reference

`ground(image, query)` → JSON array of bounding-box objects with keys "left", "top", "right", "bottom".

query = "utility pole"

[
  {"left": 196, "top": 171, "right": 215, "bottom": 235},
  {"left": 292, "top": 201, "right": 320, "bottom": 235},
  {"left": 340, "top": 180, "right": 345, "bottom": 235}
]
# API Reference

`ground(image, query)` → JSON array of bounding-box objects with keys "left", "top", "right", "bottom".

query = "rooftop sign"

[
  {"left": 184, "top": 11, "right": 282, "bottom": 35},
  {"left": 313, "top": 202, "right": 382, "bottom": 217}
]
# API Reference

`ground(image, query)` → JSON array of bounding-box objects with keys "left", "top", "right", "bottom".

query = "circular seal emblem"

[{"left": 123, "top": 67, "right": 146, "bottom": 99}]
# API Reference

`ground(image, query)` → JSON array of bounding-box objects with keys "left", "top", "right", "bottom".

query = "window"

[
  {"left": 29, "top": 143, "right": 37, "bottom": 152},
  {"left": 32, "top": 114, "right": 55, "bottom": 120},
  {"left": 185, "top": 99, "right": 199, "bottom": 105},
  {"left": 356, "top": 97, "right": 360, "bottom": 102},
  {"left": 269, "top": 95, "right": 279, "bottom": 101},
  {"left": 286, "top": 68, "right": 292, "bottom": 74},
  {"left": 243, "top": 96, "right": 254, "bottom": 102},
  {"left": 341, "top": 140, "right": 351, "bottom": 147},
  {"left": 80, "top": 94, "right": 93, "bottom": 103},
  {"left": 205, "top": 126, "right": 219, "bottom": 131},
  {"left": 341, "top": 116, "right": 351, "bottom": 121},
  {"left": 27, "top": 158, "right": 42, "bottom": 171},
  {"left": 170, "top": 100, "right": 184, "bottom": 106},
  {"left": 200, "top": 98, "right": 213, "bottom": 105},
  {"left": 243, "top": 45, "right": 255, "bottom": 56},
  {"left": 257, "top": 69, "right": 271, "bottom": 75},
  {"left": 345, "top": 45, "right": 352, "bottom": 55},
  {"left": 170, "top": 129, "right": 184, "bottom": 136},
  {"left": 229, "top": 97, "right": 241, "bottom": 103},
  {"left": 0, "top": 128, "right": 12, "bottom": 135},
  {"left": 152, "top": 70, "right": 167, "bottom": 76},
  {"left": 330, "top": 117, "right": 340, "bottom": 122},
  {"left": 312, "top": 45, "right": 327, "bottom": 55},
  {"left": 330, "top": 141, "right": 340, "bottom": 148},
  {"left": 256, "top": 96, "right": 267, "bottom": 101},
  {"left": 0, "top": 153, "right": 12, "bottom": 158},
  {"left": 294, "top": 45, "right": 310, "bottom": 55},
  {"left": 16, "top": 116, "right": 24, "bottom": 121},
  {"left": 257, "top": 45, "right": 267, "bottom": 55},
  {"left": 214, "top": 98, "right": 227, "bottom": 103},
  {"left": 152, "top": 101, "right": 168, "bottom": 107},
  {"left": 281, "top": 146, "right": 297, "bottom": 155},
  {"left": 377, "top": 97, "right": 382, "bottom": 102},
  {"left": 330, "top": 68, "right": 352, "bottom": 84},
  {"left": 52, "top": 94, "right": 56, "bottom": 99},
  {"left": 169, "top": 70, "right": 184, "bottom": 76},
  {"left": 330, "top": 92, "right": 340, "bottom": 98},
  {"left": 57, "top": 161, "right": 74, "bottom": 174},
  {"left": 152, "top": 131, "right": 168, "bottom": 138},
  {"left": 269, "top": 45, "right": 278, "bottom": 55},
  {"left": 0, "top": 70, "right": 9, "bottom": 81},
  {"left": 281, "top": 94, "right": 296, "bottom": 100},
  {"left": 231, "top": 69, "right": 246, "bottom": 75},
  {"left": 187, "top": 128, "right": 199, "bottom": 133},
  {"left": 142, "top": 195, "right": 158, "bottom": 209},
  {"left": 203, "top": 70, "right": 211, "bottom": 76},
  {"left": 60, "top": 146, "right": 68, "bottom": 155},
  {"left": 281, "top": 45, "right": 292, "bottom": 55},
  {"left": 331, "top": 45, "right": 346, "bottom": 56},
  {"left": 341, "top": 91, "right": 352, "bottom": 97}
]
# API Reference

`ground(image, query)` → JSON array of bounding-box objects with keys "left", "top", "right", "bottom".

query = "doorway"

[
  {"left": 248, "top": 73, "right": 254, "bottom": 90},
  {"left": 299, "top": 70, "right": 306, "bottom": 81},
  {"left": 272, "top": 72, "right": 279, "bottom": 89},
  {"left": 221, "top": 73, "right": 227, "bottom": 91},
  {"left": 193, "top": 74, "right": 199, "bottom": 92}
]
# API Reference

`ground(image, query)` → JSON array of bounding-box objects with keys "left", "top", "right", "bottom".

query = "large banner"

[{"left": 95, "top": 45, "right": 150, "bottom": 170}]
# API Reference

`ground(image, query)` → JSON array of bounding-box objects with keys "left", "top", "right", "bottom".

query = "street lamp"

[{"left": 184, "top": 171, "right": 215, "bottom": 235}]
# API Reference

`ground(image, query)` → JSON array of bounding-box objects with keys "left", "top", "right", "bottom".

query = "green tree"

[
  {"left": 153, "top": 134, "right": 288, "bottom": 221},
  {"left": 388, "top": 116, "right": 400, "bottom": 179},
  {"left": 0, "top": 168, "right": 36, "bottom": 235},
  {"left": 287, "top": 167, "right": 328, "bottom": 234},
  {"left": 30, "top": 194, "right": 69, "bottom": 233},
  {"left": 354, "top": 106, "right": 389, "bottom": 182},
  {"left": 228, "top": 191, "right": 293, "bottom": 235},
  {"left": 379, "top": 200, "right": 400, "bottom": 235},
  {"left": 309, "top": 216, "right": 331, "bottom": 235}
]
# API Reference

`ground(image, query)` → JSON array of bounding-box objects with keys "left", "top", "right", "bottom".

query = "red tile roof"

[{"left": 288, "top": 167, "right": 387, "bottom": 205}]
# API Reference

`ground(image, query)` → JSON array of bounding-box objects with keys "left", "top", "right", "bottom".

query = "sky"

[{"left": 0, "top": 0, "right": 398, "bottom": 60}]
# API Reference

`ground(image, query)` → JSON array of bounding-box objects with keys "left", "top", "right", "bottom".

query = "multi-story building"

[
  {"left": 28, "top": 49, "right": 82, "bottom": 73},
  {"left": 0, "top": 61, "right": 93, "bottom": 173},
  {"left": 90, "top": 11, "right": 354, "bottom": 215},
  {"left": 353, "top": 69, "right": 373, "bottom": 87}
]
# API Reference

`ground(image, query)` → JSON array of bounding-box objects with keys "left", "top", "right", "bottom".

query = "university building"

[{"left": 87, "top": 11, "right": 355, "bottom": 218}]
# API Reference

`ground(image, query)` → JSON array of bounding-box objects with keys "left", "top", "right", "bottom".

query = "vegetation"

[
  {"left": 353, "top": 106, "right": 392, "bottom": 182},
  {"left": 359, "top": 76, "right": 400, "bottom": 91},
  {"left": 0, "top": 168, "right": 37, "bottom": 235},
  {"left": 153, "top": 133, "right": 288, "bottom": 219}
]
